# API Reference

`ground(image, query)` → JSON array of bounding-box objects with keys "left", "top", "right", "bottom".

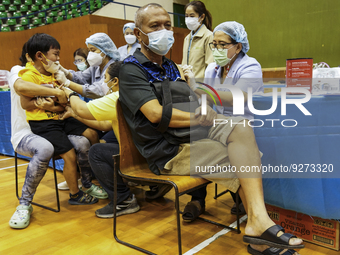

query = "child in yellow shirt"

[{"left": 19, "top": 33, "right": 103, "bottom": 205}]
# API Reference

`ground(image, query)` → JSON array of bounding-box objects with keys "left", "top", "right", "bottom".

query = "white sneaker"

[{"left": 58, "top": 179, "right": 82, "bottom": 190}]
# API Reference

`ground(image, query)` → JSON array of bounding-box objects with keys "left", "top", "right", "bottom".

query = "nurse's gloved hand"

[
  {"left": 181, "top": 64, "right": 193, "bottom": 72},
  {"left": 183, "top": 68, "right": 197, "bottom": 91},
  {"left": 55, "top": 70, "right": 71, "bottom": 88},
  {"left": 59, "top": 64, "right": 70, "bottom": 76}
]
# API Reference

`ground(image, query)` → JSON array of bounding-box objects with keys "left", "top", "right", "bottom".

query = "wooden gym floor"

[{"left": 0, "top": 154, "right": 338, "bottom": 255}]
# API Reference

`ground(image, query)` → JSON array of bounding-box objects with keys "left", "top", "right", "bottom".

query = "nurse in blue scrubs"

[
  {"left": 117, "top": 22, "right": 141, "bottom": 61},
  {"left": 203, "top": 21, "right": 263, "bottom": 120}
]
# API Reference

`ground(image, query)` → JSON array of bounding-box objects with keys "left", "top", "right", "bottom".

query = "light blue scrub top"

[
  {"left": 70, "top": 59, "right": 116, "bottom": 99},
  {"left": 117, "top": 42, "right": 141, "bottom": 61},
  {"left": 204, "top": 52, "right": 263, "bottom": 120}
]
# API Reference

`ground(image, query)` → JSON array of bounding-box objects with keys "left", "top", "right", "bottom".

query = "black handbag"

[{"left": 151, "top": 78, "right": 210, "bottom": 145}]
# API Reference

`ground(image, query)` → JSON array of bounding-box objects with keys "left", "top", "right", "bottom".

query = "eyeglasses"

[
  {"left": 73, "top": 59, "right": 84, "bottom": 65},
  {"left": 209, "top": 42, "right": 234, "bottom": 52}
]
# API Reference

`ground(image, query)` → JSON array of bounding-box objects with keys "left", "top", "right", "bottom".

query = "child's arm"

[
  {"left": 35, "top": 97, "right": 65, "bottom": 112},
  {"left": 20, "top": 96, "right": 65, "bottom": 112}
]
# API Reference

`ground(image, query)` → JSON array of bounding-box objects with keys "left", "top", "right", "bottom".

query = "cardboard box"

[
  {"left": 266, "top": 204, "right": 339, "bottom": 250},
  {"left": 286, "top": 58, "right": 313, "bottom": 92}
]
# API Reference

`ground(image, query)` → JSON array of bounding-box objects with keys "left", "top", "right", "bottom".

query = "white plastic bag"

[{"left": 312, "top": 68, "right": 340, "bottom": 94}]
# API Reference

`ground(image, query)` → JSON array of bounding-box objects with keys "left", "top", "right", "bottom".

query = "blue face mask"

[
  {"left": 76, "top": 62, "right": 87, "bottom": 71},
  {"left": 139, "top": 28, "right": 175, "bottom": 56}
]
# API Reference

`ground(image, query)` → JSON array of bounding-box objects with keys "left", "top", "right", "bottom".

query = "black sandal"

[
  {"left": 247, "top": 245, "right": 297, "bottom": 255},
  {"left": 182, "top": 200, "right": 205, "bottom": 223},
  {"left": 243, "top": 225, "right": 304, "bottom": 249}
]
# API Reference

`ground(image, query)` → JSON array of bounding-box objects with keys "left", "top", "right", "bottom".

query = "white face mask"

[
  {"left": 139, "top": 29, "right": 175, "bottom": 56},
  {"left": 103, "top": 78, "right": 112, "bottom": 88},
  {"left": 125, "top": 34, "right": 136, "bottom": 45},
  {"left": 104, "top": 78, "right": 115, "bottom": 94},
  {"left": 41, "top": 55, "right": 60, "bottom": 74},
  {"left": 185, "top": 17, "right": 201, "bottom": 31},
  {"left": 87, "top": 51, "right": 104, "bottom": 67}
]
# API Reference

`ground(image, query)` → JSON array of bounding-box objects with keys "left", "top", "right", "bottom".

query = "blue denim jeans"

[
  {"left": 89, "top": 143, "right": 130, "bottom": 204},
  {"left": 16, "top": 134, "right": 93, "bottom": 205}
]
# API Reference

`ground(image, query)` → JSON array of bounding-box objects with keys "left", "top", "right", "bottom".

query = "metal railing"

[{"left": 0, "top": 0, "right": 185, "bottom": 32}]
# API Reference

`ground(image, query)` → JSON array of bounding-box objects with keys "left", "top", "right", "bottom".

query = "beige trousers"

[{"left": 161, "top": 115, "right": 248, "bottom": 193}]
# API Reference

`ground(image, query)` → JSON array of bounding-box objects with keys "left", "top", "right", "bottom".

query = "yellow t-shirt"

[
  {"left": 18, "top": 63, "right": 60, "bottom": 121},
  {"left": 87, "top": 91, "right": 120, "bottom": 142}
]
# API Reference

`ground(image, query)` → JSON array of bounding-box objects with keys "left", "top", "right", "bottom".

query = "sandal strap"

[{"left": 261, "top": 225, "right": 297, "bottom": 245}]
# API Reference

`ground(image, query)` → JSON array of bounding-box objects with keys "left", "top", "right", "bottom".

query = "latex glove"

[
  {"left": 55, "top": 70, "right": 71, "bottom": 87},
  {"left": 183, "top": 68, "right": 197, "bottom": 91},
  {"left": 181, "top": 64, "right": 193, "bottom": 73},
  {"left": 59, "top": 64, "right": 70, "bottom": 76}
]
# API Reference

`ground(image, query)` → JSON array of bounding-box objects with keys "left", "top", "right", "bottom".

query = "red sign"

[{"left": 286, "top": 58, "right": 313, "bottom": 92}]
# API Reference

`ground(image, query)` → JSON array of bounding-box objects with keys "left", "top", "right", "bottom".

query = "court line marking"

[
  {"left": 0, "top": 163, "right": 29, "bottom": 171},
  {"left": 0, "top": 158, "right": 13, "bottom": 161},
  {"left": 183, "top": 214, "right": 248, "bottom": 255}
]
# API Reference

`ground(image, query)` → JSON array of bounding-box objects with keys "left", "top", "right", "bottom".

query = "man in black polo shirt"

[{"left": 119, "top": 3, "right": 304, "bottom": 253}]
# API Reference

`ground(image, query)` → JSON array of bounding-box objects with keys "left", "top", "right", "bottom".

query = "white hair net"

[
  {"left": 85, "top": 33, "right": 120, "bottom": 60},
  {"left": 213, "top": 21, "right": 249, "bottom": 54},
  {"left": 123, "top": 22, "right": 135, "bottom": 34}
]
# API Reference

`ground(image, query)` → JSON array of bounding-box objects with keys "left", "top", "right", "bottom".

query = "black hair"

[
  {"left": 19, "top": 42, "right": 28, "bottom": 67},
  {"left": 230, "top": 37, "right": 237, "bottom": 45},
  {"left": 106, "top": 61, "right": 122, "bottom": 80},
  {"left": 185, "top": 1, "right": 213, "bottom": 31},
  {"left": 26, "top": 33, "right": 60, "bottom": 61}
]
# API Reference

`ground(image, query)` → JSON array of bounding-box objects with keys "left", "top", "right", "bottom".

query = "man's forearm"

[
  {"left": 20, "top": 96, "right": 37, "bottom": 111},
  {"left": 140, "top": 99, "right": 199, "bottom": 127},
  {"left": 14, "top": 79, "right": 61, "bottom": 97}
]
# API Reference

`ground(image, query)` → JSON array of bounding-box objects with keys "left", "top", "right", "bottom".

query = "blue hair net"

[
  {"left": 123, "top": 22, "right": 135, "bottom": 34},
  {"left": 85, "top": 33, "right": 120, "bottom": 60},
  {"left": 213, "top": 21, "right": 249, "bottom": 54}
]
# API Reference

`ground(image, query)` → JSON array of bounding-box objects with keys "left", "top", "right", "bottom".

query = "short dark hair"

[
  {"left": 185, "top": 1, "right": 213, "bottom": 31},
  {"left": 107, "top": 61, "right": 122, "bottom": 79},
  {"left": 19, "top": 42, "right": 28, "bottom": 67},
  {"left": 26, "top": 33, "right": 60, "bottom": 61}
]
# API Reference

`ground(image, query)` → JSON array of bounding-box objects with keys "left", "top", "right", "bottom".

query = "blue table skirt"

[
  {"left": 253, "top": 95, "right": 340, "bottom": 219},
  {"left": 0, "top": 91, "right": 64, "bottom": 170},
  {"left": 2, "top": 91, "right": 340, "bottom": 219}
]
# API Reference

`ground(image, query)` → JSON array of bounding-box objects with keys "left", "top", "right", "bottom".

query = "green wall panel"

[{"left": 201, "top": 0, "right": 340, "bottom": 68}]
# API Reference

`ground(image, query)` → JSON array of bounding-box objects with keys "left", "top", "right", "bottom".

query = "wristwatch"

[{"left": 68, "top": 91, "right": 79, "bottom": 99}]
